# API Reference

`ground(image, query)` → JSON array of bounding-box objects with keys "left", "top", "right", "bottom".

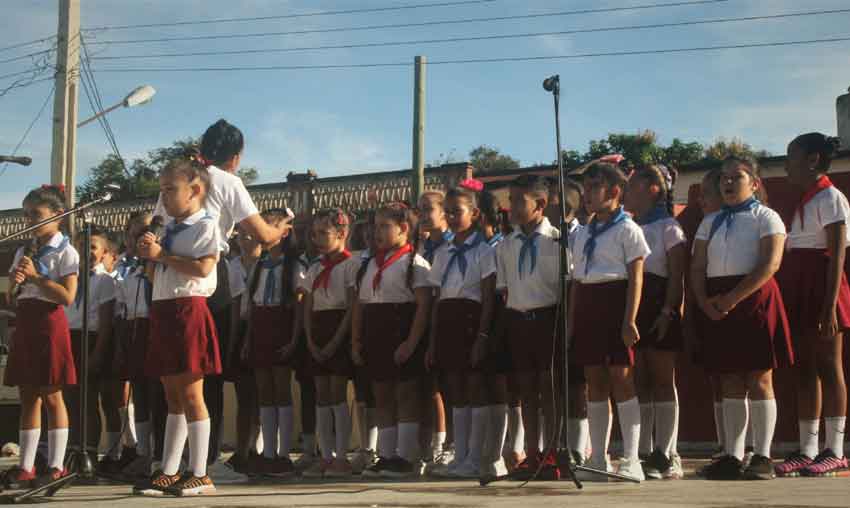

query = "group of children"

[{"left": 2, "top": 128, "right": 848, "bottom": 497}]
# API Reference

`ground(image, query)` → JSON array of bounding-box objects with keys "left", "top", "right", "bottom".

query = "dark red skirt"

[
  {"left": 570, "top": 281, "right": 635, "bottom": 367},
  {"left": 506, "top": 306, "right": 562, "bottom": 372},
  {"left": 309, "top": 309, "right": 353, "bottom": 377},
  {"left": 249, "top": 305, "right": 295, "bottom": 368},
  {"left": 147, "top": 297, "right": 222, "bottom": 378},
  {"left": 635, "top": 273, "right": 684, "bottom": 351},
  {"left": 4, "top": 300, "right": 76, "bottom": 387},
  {"left": 361, "top": 303, "right": 424, "bottom": 382},
  {"left": 696, "top": 276, "right": 794, "bottom": 373},
  {"left": 117, "top": 318, "right": 150, "bottom": 380},
  {"left": 223, "top": 320, "right": 251, "bottom": 382},
  {"left": 776, "top": 248, "right": 850, "bottom": 337},
  {"left": 435, "top": 299, "right": 481, "bottom": 372}
]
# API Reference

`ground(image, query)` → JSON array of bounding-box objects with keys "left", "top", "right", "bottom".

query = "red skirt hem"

[
  {"left": 146, "top": 297, "right": 222, "bottom": 378},
  {"left": 3, "top": 300, "right": 76, "bottom": 387}
]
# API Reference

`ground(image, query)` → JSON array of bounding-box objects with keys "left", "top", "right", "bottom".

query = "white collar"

[
  {"left": 43, "top": 231, "right": 66, "bottom": 248},
  {"left": 172, "top": 208, "right": 208, "bottom": 227}
]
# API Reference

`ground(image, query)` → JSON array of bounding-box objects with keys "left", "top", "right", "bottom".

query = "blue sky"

[{"left": 1, "top": 0, "right": 849, "bottom": 210}]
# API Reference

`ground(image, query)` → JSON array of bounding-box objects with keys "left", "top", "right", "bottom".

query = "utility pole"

[
  {"left": 411, "top": 55, "right": 426, "bottom": 205},
  {"left": 50, "top": 0, "right": 81, "bottom": 213}
]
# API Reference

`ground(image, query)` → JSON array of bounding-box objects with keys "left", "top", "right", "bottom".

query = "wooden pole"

[
  {"left": 50, "top": 0, "right": 81, "bottom": 214},
  {"left": 411, "top": 55, "right": 426, "bottom": 205}
]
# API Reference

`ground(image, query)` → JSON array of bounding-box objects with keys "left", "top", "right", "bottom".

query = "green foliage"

[{"left": 469, "top": 145, "right": 521, "bottom": 173}]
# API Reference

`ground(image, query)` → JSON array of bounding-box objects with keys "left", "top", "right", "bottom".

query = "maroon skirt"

[
  {"left": 309, "top": 309, "right": 353, "bottom": 377},
  {"left": 635, "top": 273, "right": 684, "bottom": 351},
  {"left": 147, "top": 297, "right": 221, "bottom": 378},
  {"left": 506, "top": 305, "right": 561, "bottom": 372},
  {"left": 249, "top": 305, "right": 295, "bottom": 369},
  {"left": 4, "top": 300, "right": 76, "bottom": 387},
  {"left": 570, "top": 281, "right": 635, "bottom": 367},
  {"left": 118, "top": 318, "right": 150, "bottom": 380},
  {"left": 481, "top": 298, "right": 513, "bottom": 375},
  {"left": 776, "top": 248, "right": 850, "bottom": 337},
  {"left": 361, "top": 303, "right": 424, "bottom": 382},
  {"left": 435, "top": 299, "right": 481, "bottom": 372},
  {"left": 696, "top": 276, "right": 794, "bottom": 373}
]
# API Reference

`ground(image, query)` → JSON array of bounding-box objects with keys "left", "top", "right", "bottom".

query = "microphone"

[
  {"left": 542, "top": 75, "right": 560, "bottom": 93},
  {"left": 0, "top": 155, "right": 32, "bottom": 166},
  {"left": 102, "top": 183, "right": 121, "bottom": 202},
  {"left": 13, "top": 240, "right": 37, "bottom": 297},
  {"left": 139, "top": 216, "right": 165, "bottom": 269}
]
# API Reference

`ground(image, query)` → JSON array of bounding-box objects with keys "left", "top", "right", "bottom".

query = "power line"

[
  {"left": 88, "top": 8, "right": 850, "bottom": 61},
  {"left": 0, "top": 48, "right": 55, "bottom": 66},
  {"left": 0, "top": 83, "right": 55, "bottom": 178},
  {"left": 89, "top": 36, "right": 850, "bottom": 74},
  {"left": 84, "top": 0, "right": 730, "bottom": 46},
  {"left": 0, "top": 35, "right": 56, "bottom": 54},
  {"left": 85, "top": 0, "right": 499, "bottom": 31}
]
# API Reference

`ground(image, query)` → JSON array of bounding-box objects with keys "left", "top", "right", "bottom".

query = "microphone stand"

[{"left": 0, "top": 190, "right": 115, "bottom": 504}]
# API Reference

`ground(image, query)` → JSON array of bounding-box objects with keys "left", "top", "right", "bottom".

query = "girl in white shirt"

[
  {"left": 352, "top": 203, "right": 432, "bottom": 478},
  {"left": 625, "top": 164, "right": 687, "bottom": 480},
  {"left": 691, "top": 157, "right": 793, "bottom": 481},
  {"left": 2, "top": 185, "right": 79, "bottom": 488},
  {"left": 135, "top": 157, "right": 222, "bottom": 496},
  {"left": 775, "top": 133, "right": 850, "bottom": 477}
]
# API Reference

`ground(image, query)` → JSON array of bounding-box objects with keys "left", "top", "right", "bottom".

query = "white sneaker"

[
  {"left": 743, "top": 450, "right": 755, "bottom": 468},
  {"left": 453, "top": 456, "right": 480, "bottom": 479},
  {"left": 206, "top": 460, "right": 249, "bottom": 484},
  {"left": 663, "top": 454, "right": 684, "bottom": 480},
  {"left": 616, "top": 457, "right": 645, "bottom": 482},
  {"left": 481, "top": 458, "right": 509, "bottom": 479},
  {"left": 575, "top": 456, "right": 613, "bottom": 482}
]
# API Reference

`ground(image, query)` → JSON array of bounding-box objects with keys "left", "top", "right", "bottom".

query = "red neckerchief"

[
  {"left": 372, "top": 244, "right": 413, "bottom": 292},
  {"left": 795, "top": 175, "right": 833, "bottom": 229},
  {"left": 312, "top": 250, "right": 352, "bottom": 291}
]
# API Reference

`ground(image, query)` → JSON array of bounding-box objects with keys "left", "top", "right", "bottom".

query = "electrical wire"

[
  {"left": 88, "top": 8, "right": 850, "bottom": 60},
  {"left": 0, "top": 83, "right": 55, "bottom": 178},
  {"left": 0, "top": 35, "right": 56, "bottom": 54}
]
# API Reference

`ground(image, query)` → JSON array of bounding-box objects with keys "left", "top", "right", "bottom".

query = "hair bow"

[{"left": 459, "top": 178, "right": 484, "bottom": 192}]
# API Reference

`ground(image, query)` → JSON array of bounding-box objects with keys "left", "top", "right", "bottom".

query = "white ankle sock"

[
  {"left": 377, "top": 426, "right": 397, "bottom": 459},
  {"left": 639, "top": 402, "right": 654, "bottom": 455},
  {"left": 187, "top": 419, "right": 211, "bottom": 477},
  {"left": 453, "top": 407, "right": 471, "bottom": 462},
  {"left": 333, "top": 402, "right": 352, "bottom": 458},
  {"left": 47, "top": 428, "right": 69, "bottom": 470},
  {"left": 617, "top": 398, "right": 641, "bottom": 462},
  {"left": 431, "top": 431, "right": 446, "bottom": 457},
  {"left": 825, "top": 416, "right": 846, "bottom": 458},
  {"left": 568, "top": 418, "right": 589, "bottom": 460},
  {"left": 19, "top": 429, "right": 39, "bottom": 471},
  {"left": 316, "top": 406, "right": 335, "bottom": 460},
  {"left": 714, "top": 402, "right": 725, "bottom": 450},
  {"left": 135, "top": 421, "right": 151, "bottom": 456},
  {"left": 106, "top": 432, "right": 122, "bottom": 460},
  {"left": 162, "top": 414, "right": 188, "bottom": 476},
  {"left": 750, "top": 399, "right": 777, "bottom": 458},
  {"left": 277, "top": 406, "right": 294, "bottom": 459},
  {"left": 654, "top": 400, "right": 678, "bottom": 458},
  {"left": 723, "top": 398, "right": 748, "bottom": 460},
  {"left": 799, "top": 419, "right": 820, "bottom": 458},
  {"left": 260, "top": 406, "right": 278, "bottom": 459},
  {"left": 486, "top": 405, "right": 509, "bottom": 464},
  {"left": 587, "top": 401, "right": 612, "bottom": 464},
  {"left": 508, "top": 405, "right": 524, "bottom": 455},
  {"left": 120, "top": 406, "right": 137, "bottom": 448},
  {"left": 366, "top": 426, "right": 378, "bottom": 452},
  {"left": 468, "top": 407, "right": 487, "bottom": 465},
  {"left": 397, "top": 422, "right": 420, "bottom": 462}
]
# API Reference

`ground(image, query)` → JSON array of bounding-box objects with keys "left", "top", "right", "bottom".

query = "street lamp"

[{"left": 77, "top": 85, "right": 156, "bottom": 128}]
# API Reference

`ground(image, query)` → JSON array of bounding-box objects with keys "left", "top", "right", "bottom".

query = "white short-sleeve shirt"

[
  {"left": 66, "top": 263, "right": 117, "bottom": 330},
  {"left": 640, "top": 217, "right": 687, "bottom": 278},
  {"left": 154, "top": 165, "right": 259, "bottom": 254},
  {"left": 249, "top": 255, "right": 297, "bottom": 307},
  {"left": 117, "top": 265, "right": 151, "bottom": 320},
  {"left": 357, "top": 250, "right": 430, "bottom": 304},
  {"left": 11, "top": 232, "right": 79, "bottom": 305},
  {"left": 572, "top": 217, "right": 650, "bottom": 284},
  {"left": 496, "top": 217, "right": 561, "bottom": 311},
  {"left": 696, "top": 203, "right": 786, "bottom": 278},
  {"left": 428, "top": 232, "right": 496, "bottom": 303},
  {"left": 304, "top": 255, "right": 359, "bottom": 311},
  {"left": 787, "top": 186, "right": 850, "bottom": 249},
  {"left": 152, "top": 209, "right": 221, "bottom": 301}
]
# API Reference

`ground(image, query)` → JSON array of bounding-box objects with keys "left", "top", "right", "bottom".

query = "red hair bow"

[
  {"left": 41, "top": 184, "right": 66, "bottom": 194},
  {"left": 459, "top": 178, "right": 484, "bottom": 192},
  {"left": 191, "top": 153, "right": 211, "bottom": 167}
]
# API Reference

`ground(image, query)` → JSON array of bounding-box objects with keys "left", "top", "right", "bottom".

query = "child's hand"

[
  {"left": 307, "top": 338, "right": 324, "bottom": 363},
  {"left": 621, "top": 321, "right": 640, "bottom": 348},
  {"left": 12, "top": 269, "right": 26, "bottom": 285},
  {"left": 699, "top": 297, "right": 727, "bottom": 321},
  {"left": 708, "top": 293, "right": 736, "bottom": 314},
  {"left": 819, "top": 306, "right": 840, "bottom": 339},
  {"left": 649, "top": 313, "right": 671, "bottom": 343},
  {"left": 17, "top": 257, "right": 37, "bottom": 280},
  {"left": 394, "top": 338, "right": 416, "bottom": 366},
  {"left": 320, "top": 337, "right": 341, "bottom": 362},
  {"left": 352, "top": 340, "right": 364, "bottom": 366},
  {"left": 137, "top": 234, "right": 163, "bottom": 260}
]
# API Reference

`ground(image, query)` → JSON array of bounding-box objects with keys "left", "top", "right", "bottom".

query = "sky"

[{"left": 1, "top": 0, "right": 849, "bottom": 210}]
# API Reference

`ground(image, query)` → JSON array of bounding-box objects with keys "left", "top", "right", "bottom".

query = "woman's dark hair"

[
  {"left": 200, "top": 119, "right": 244, "bottom": 167},
  {"left": 791, "top": 132, "right": 841, "bottom": 173},
  {"left": 23, "top": 185, "right": 65, "bottom": 213},
  {"left": 248, "top": 208, "right": 298, "bottom": 308}
]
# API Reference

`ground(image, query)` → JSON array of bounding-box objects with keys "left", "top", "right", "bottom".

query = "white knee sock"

[
  {"left": 120, "top": 406, "right": 137, "bottom": 448},
  {"left": 587, "top": 401, "right": 612, "bottom": 464},
  {"left": 333, "top": 402, "right": 352, "bottom": 458},
  {"left": 714, "top": 402, "right": 726, "bottom": 449},
  {"left": 302, "top": 433, "right": 316, "bottom": 457},
  {"left": 486, "top": 404, "right": 509, "bottom": 464},
  {"left": 135, "top": 421, "right": 151, "bottom": 456},
  {"left": 639, "top": 402, "right": 654, "bottom": 455},
  {"left": 568, "top": 418, "right": 590, "bottom": 460},
  {"left": 799, "top": 419, "right": 820, "bottom": 458},
  {"left": 617, "top": 398, "right": 641, "bottom": 462},
  {"left": 19, "top": 429, "right": 40, "bottom": 471},
  {"left": 106, "top": 432, "right": 122, "bottom": 460},
  {"left": 508, "top": 405, "right": 524, "bottom": 455},
  {"left": 162, "top": 414, "right": 188, "bottom": 476},
  {"left": 750, "top": 399, "right": 777, "bottom": 458},
  {"left": 366, "top": 425, "right": 378, "bottom": 452},
  {"left": 745, "top": 398, "right": 755, "bottom": 450},
  {"left": 453, "top": 407, "right": 471, "bottom": 462},
  {"left": 377, "top": 426, "right": 397, "bottom": 459},
  {"left": 397, "top": 422, "right": 420, "bottom": 462},
  {"left": 316, "top": 406, "right": 334, "bottom": 460},
  {"left": 654, "top": 400, "right": 678, "bottom": 458},
  {"left": 723, "top": 398, "right": 748, "bottom": 460},
  {"left": 431, "top": 431, "right": 446, "bottom": 458},
  {"left": 468, "top": 407, "right": 487, "bottom": 465},
  {"left": 47, "top": 428, "right": 69, "bottom": 470},
  {"left": 825, "top": 416, "right": 846, "bottom": 458},
  {"left": 259, "top": 406, "right": 278, "bottom": 459},
  {"left": 187, "top": 419, "right": 211, "bottom": 477},
  {"left": 277, "top": 406, "right": 294, "bottom": 459}
]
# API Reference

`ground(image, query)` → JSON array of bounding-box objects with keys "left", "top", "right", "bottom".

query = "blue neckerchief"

[
  {"left": 708, "top": 197, "right": 759, "bottom": 242},
  {"left": 162, "top": 222, "right": 191, "bottom": 252},
  {"left": 116, "top": 256, "right": 139, "bottom": 280},
  {"left": 442, "top": 232, "right": 483, "bottom": 287},
  {"left": 487, "top": 233, "right": 504, "bottom": 247},
  {"left": 636, "top": 204, "right": 670, "bottom": 226},
  {"left": 584, "top": 207, "right": 628, "bottom": 275},
  {"left": 298, "top": 254, "right": 319, "bottom": 271},
  {"left": 136, "top": 270, "right": 153, "bottom": 307},
  {"left": 424, "top": 230, "right": 454, "bottom": 264},
  {"left": 30, "top": 235, "right": 70, "bottom": 277},
  {"left": 260, "top": 254, "right": 285, "bottom": 305},
  {"left": 517, "top": 231, "right": 541, "bottom": 278}
]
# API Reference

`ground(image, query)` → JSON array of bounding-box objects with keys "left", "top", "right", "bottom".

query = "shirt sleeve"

[
  {"left": 818, "top": 189, "right": 850, "bottom": 228},
  {"left": 426, "top": 249, "right": 447, "bottom": 288},
  {"left": 495, "top": 241, "right": 508, "bottom": 290},
  {"left": 622, "top": 222, "right": 651, "bottom": 264},
  {"left": 56, "top": 245, "right": 80, "bottom": 279},
  {"left": 228, "top": 259, "right": 246, "bottom": 298},
  {"left": 193, "top": 220, "right": 221, "bottom": 258},
  {"left": 228, "top": 177, "right": 261, "bottom": 225},
  {"left": 759, "top": 208, "right": 787, "bottom": 238},
  {"left": 9, "top": 248, "right": 22, "bottom": 275},
  {"left": 412, "top": 255, "right": 432, "bottom": 289},
  {"left": 479, "top": 244, "right": 497, "bottom": 280},
  {"left": 94, "top": 274, "right": 118, "bottom": 307},
  {"left": 663, "top": 220, "right": 688, "bottom": 252},
  {"left": 694, "top": 215, "right": 712, "bottom": 242}
]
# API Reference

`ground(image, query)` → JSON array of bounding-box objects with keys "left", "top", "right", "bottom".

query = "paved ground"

[{"left": 0, "top": 457, "right": 848, "bottom": 508}]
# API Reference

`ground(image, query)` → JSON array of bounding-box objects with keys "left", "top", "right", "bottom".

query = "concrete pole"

[
  {"left": 50, "top": 0, "right": 81, "bottom": 213},
  {"left": 411, "top": 55, "right": 426, "bottom": 205}
]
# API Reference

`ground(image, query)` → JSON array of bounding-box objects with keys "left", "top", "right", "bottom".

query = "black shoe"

[
  {"left": 643, "top": 449, "right": 671, "bottom": 480},
  {"left": 704, "top": 455, "right": 743, "bottom": 480},
  {"left": 380, "top": 457, "right": 419, "bottom": 478},
  {"left": 570, "top": 449, "right": 585, "bottom": 467},
  {"left": 132, "top": 470, "right": 182, "bottom": 496},
  {"left": 743, "top": 454, "right": 774, "bottom": 480},
  {"left": 362, "top": 457, "right": 393, "bottom": 478}
]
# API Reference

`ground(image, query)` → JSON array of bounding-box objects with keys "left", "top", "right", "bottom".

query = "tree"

[
  {"left": 704, "top": 137, "right": 770, "bottom": 163},
  {"left": 237, "top": 167, "right": 259, "bottom": 186},
  {"left": 663, "top": 138, "right": 705, "bottom": 168},
  {"left": 469, "top": 145, "right": 520, "bottom": 173}
]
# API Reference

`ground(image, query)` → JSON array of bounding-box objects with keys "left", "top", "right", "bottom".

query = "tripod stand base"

[{"left": 0, "top": 450, "right": 95, "bottom": 504}]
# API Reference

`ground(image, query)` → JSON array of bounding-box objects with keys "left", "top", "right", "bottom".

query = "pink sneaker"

[
  {"left": 801, "top": 450, "right": 849, "bottom": 477},
  {"left": 774, "top": 451, "right": 813, "bottom": 477}
]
